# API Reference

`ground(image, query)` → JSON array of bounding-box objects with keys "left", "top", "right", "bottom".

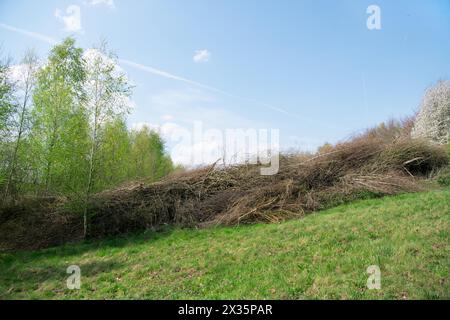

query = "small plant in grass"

[
  {"left": 437, "top": 167, "right": 450, "bottom": 186},
  {"left": 436, "top": 143, "right": 450, "bottom": 186}
]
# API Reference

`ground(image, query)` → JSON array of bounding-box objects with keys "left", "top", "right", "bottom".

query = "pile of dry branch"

[{"left": 1, "top": 134, "right": 448, "bottom": 250}]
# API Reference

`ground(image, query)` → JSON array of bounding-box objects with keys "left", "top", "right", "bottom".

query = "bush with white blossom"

[{"left": 411, "top": 80, "right": 450, "bottom": 144}]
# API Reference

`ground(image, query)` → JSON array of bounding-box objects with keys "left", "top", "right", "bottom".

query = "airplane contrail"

[
  {"left": 0, "top": 23, "right": 58, "bottom": 45},
  {"left": 1, "top": 22, "right": 327, "bottom": 127},
  {"left": 118, "top": 59, "right": 325, "bottom": 126},
  {"left": 119, "top": 58, "right": 233, "bottom": 97}
]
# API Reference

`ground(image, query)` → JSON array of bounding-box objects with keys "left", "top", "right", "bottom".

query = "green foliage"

[
  {"left": 437, "top": 167, "right": 450, "bottom": 186},
  {"left": 94, "top": 118, "right": 132, "bottom": 191},
  {"left": 436, "top": 144, "right": 450, "bottom": 186},
  {"left": 0, "top": 171, "right": 5, "bottom": 188},
  {"left": 129, "top": 125, "right": 174, "bottom": 181},
  {"left": 0, "top": 55, "right": 15, "bottom": 136},
  {"left": 3, "top": 52, "right": 39, "bottom": 198},
  {"left": 0, "top": 38, "right": 174, "bottom": 201},
  {"left": 0, "top": 53, "right": 17, "bottom": 200},
  {"left": 31, "top": 37, "right": 89, "bottom": 196}
]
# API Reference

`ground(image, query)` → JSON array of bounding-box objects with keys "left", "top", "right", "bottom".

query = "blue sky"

[{"left": 1, "top": 0, "right": 450, "bottom": 164}]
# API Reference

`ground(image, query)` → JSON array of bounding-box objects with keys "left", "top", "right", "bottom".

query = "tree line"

[{"left": 0, "top": 38, "right": 174, "bottom": 223}]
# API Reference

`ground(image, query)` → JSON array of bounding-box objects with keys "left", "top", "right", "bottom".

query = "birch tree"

[
  {"left": 82, "top": 42, "right": 132, "bottom": 237},
  {"left": 0, "top": 52, "right": 15, "bottom": 195},
  {"left": 3, "top": 51, "right": 39, "bottom": 200},
  {"left": 32, "top": 37, "right": 88, "bottom": 195},
  {"left": 95, "top": 118, "right": 131, "bottom": 190}
]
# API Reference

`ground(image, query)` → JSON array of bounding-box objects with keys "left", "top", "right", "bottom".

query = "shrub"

[
  {"left": 411, "top": 80, "right": 450, "bottom": 144},
  {"left": 437, "top": 167, "right": 450, "bottom": 186},
  {"left": 436, "top": 143, "right": 450, "bottom": 186}
]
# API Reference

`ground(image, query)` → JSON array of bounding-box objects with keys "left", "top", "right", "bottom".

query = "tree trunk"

[
  {"left": 83, "top": 78, "right": 100, "bottom": 238},
  {"left": 4, "top": 75, "right": 31, "bottom": 201}
]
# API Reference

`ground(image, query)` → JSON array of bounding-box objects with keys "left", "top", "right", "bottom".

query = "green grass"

[{"left": 1, "top": 189, "right": 449, "bottom": 300}]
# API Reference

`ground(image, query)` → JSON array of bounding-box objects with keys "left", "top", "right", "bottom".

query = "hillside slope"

[
  {"left": 0, "top": 189, "right": 449, "bottom": 299},
  {"left": 1, "top": 136, "right": 447, "bottom": 251}
]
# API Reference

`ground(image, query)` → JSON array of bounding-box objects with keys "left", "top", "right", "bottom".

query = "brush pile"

[
  {"left": 87, "top": 136, "right": 447, "bottom": 234},
  {"left": 1, "top": 130, "right": 448, "bottom": 250}
]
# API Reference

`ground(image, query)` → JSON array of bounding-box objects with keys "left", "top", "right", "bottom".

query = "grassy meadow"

[{"left": 1, "top": 188, "right": 448, "bottom": 300}]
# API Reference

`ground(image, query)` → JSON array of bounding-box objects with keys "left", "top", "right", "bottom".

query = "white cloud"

[
  {"left": 172, "top": 135, "right": 224, "bottom": 166},
  {"left": 8, "top": 64, "right": 28, "bottom": 84},
  {"left": 131, "top": 121, "right": 225, "bottom": 166},
  {"left": 193, "top": 49, "right": 211, "bottom": 63},
  {"left": 8, "top": 60, "right": 43, "bottom": 89},
  {"left": 286, "top": 135, "right": 324, "bottom": 153},
  {"left": 161, "top": 114, "right": 174, "bottom": 121},
  {"left": 83, "top": 49, "right": 136, "bottom": 115},
  {"left": 131, "top": 89, "right": 271, "bottom": 167},
  {"left": 84, "top": 0, "right": 116, "bottom": 9},
  {"left": 147, "top": 89, "right": 242, "bottom": 128},
  {"left": 84, "top": 48, "right": 125, "bottom": 75},
  {"left": 55, "top": 5, "right": 82, "bottom": 32}
]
